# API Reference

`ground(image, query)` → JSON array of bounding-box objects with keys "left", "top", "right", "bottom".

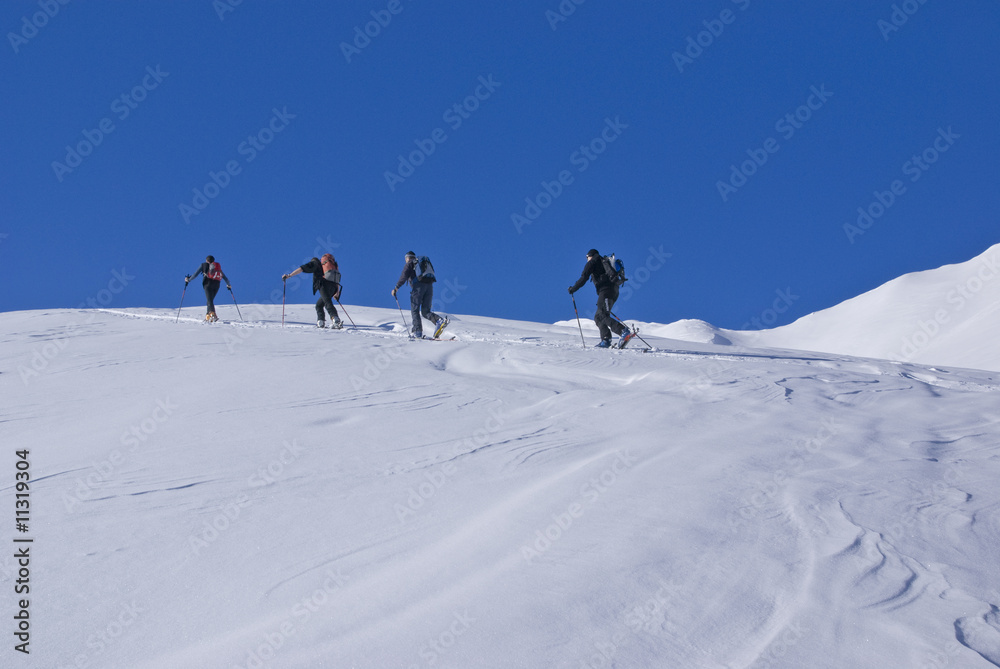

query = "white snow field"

[{"left": 4, "top": 251, "right": 1000, "bottom": 668}]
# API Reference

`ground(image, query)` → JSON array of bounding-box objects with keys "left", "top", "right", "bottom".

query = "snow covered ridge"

[
  {"left": 609, "top": 244, "right": 1000, "bottom": 373},
  {"left": 5, "top": 303, "right": 1000, "bottom": 667},
  {"left": 729, "top": 243, "right": 1000, "bottom": 372}
]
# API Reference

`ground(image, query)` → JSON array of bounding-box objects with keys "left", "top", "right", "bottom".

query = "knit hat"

[
  {"left": 587, "top": 249, "right": 599, "bottom": 258},
  {"left": 406, "top": 251, "right": 416, "bottom": 258}
]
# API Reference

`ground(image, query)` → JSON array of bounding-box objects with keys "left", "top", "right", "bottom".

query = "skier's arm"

[
  {"left": 222, "top": 271, "right": 231, "bottom": 287},
  {"left": 187, "top": 264, "right": 205, "bottom": 283},
  {"left": 392, "top": 262, "right": 413, "bottom": 293},
  {"left": 282, "top": 267, "right": 303, "bottom": 280},
  {"left": 569, "top": 262, "right": 592, "bottom": 294}
]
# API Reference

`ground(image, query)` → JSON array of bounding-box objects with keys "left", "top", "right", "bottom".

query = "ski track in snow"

[{"left": 5, "top": 306, "right": 1000, "bottom": 668}]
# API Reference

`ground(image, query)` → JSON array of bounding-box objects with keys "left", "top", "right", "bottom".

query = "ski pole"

[
  {"left": 228, "top": 285, "right": 243, "bottom": 321},
  {"left": 176, "top": 279, "right": 189, "bottom": 323},
  {"left": 394, "top": 294, "right": 409, "bottom": 330},
  {"left": 281, "top": 278, "right": 287, "bottom": 328},
  {"left": 610, "top": 310, "right": 652, "bottom": 349},
  {"left": 336, "top": 298, "right": 356, "bottom": 328},
  {"left": 571, "top": 293, "right": 586, "bottom": 349}
]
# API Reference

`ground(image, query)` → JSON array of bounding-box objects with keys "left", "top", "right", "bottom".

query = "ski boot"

[
  {"left": 595, "top": 338, "right": 612, "bottom": 348},
  {"left": 433, "top": 316, "right": 450, "bottom": 339},
  {"left": 616, "top": 327, "right": 636, "bottom": 349}
]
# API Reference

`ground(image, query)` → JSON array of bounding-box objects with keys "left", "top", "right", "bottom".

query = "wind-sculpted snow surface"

[{"left": 3, "top": 305, "right": 1000, "bottom": 668}]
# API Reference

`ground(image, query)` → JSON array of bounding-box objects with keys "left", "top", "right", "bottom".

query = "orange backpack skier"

[{"left": 321, "top": 254, "right": 341, "bottom": 284}]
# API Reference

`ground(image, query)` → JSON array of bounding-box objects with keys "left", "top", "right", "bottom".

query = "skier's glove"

[
  {"left": 391, "top": 288, "right": 397, "bottom": 298},
  {"left": 567, "top": 287, "right": 574, "bottom": 294}
]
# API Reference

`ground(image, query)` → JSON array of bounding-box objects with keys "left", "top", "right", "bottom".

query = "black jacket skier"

[
  {"left": 282, "top": 255, "right": 342, "bottom": 328},
  {"left": 186, "top": 255, "right": 230, "bottom": 322},
  {"left": 569, "top": 249, "right": 630, "bottom": 347}
]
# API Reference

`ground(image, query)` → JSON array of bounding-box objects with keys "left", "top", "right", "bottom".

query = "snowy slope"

[
  {"left": 725, "top": 244, "right": 1000, "bottom": 372},
  {"left": 4, "top": 304, "right": 1000, "bottom": 668}
]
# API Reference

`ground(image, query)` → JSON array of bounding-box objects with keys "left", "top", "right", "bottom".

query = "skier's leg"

[
  {"left": 319, "top": 283, "right": 339, "bottom": 320},
  {"left": 594, "top": 295, "right": 612, "bottom": 340},
  {"left": 409, "top": 286, "right": 424, "bottom": 336},
  {"left": 205, "top": 282, "right": 220, "bottom": 314},
  {"left": 596, "top": 289, "right": 623, "bottom": 338},
  {"left": 420, "top": 284, "right": 440, "bottom": 326}
]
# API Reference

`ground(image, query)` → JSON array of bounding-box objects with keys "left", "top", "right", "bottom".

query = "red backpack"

[
  {"left": 321, "top": 254, "right": 341, "bottom": 283},
  {"left": 206, "top": 261, "right": 223, "bottom": 281}
]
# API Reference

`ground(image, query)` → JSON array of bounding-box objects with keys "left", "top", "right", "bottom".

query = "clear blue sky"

[{"left": 3, "top": 1, "right": 998, "bottom": 329}]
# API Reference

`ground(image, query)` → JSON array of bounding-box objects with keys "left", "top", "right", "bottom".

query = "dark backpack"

[
  {"left": 414, "top": 255, "right": 436, "bottom": 284},
  {"left": 601, "top": 254, "right": 627, "bottom": 287}
]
